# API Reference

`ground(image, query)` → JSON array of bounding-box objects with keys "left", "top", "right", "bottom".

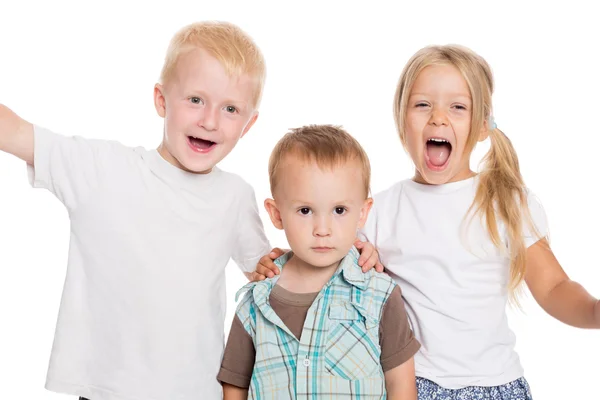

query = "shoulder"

[
  {"left": 214, "top": 169, "right": 256, "bottom": 196},
  {"left": 365, "top": 269, "right": 397, "bottom": 295},
  {"left": 35, "top": 125, "right": 135, "bottom": 159},
  {"left": 371, "top": 179, "right": 412, "bottom": 212},
  {"left": 235, "top": 284, "right": 259, "bottom": 321},
  {"left": 373, "top": 180, "right": 409, "bottom": 201}
]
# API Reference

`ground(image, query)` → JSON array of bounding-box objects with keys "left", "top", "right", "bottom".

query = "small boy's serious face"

[
  {"left": 153, "top": 48, "right": 259, "bottom": 174},
  {"left": 265, "top": 156, "right": 372, "bottom": 271}
]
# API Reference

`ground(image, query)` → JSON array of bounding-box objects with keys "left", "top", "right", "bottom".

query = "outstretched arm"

[
  {"left": 0, "top": 105, "right": 34, "bottom": 164},
  {"left": 525, "top": 239, "right": 600, "bottom": 329}
]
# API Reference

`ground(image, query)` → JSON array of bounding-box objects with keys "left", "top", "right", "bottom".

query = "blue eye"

[
  {"left": 190, "top": 97, "right": 202, "bottom": 104},
  {"left": 225, "top": 105, "right": 237, "bottom": 113}
]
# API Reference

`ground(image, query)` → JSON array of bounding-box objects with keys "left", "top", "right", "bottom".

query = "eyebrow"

[
  {"left": 290, "top": 199, "right": 353, "bottom": 206},
  {"left": 185, "top": 90, "right": 250, "bottom": 107},
  {"left": 410, "top": 92, "right": 472, "bottom": 101}
]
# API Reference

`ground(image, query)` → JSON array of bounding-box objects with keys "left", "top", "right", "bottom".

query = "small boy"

[
  {"left": 0, "top": 21, "right": 272, "bottom": 400},
  {"left": 218, "top": 125, "right": 420, "bottom": 399}
]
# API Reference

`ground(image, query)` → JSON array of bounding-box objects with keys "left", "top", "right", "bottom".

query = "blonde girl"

[{"left": 359, "top": 44, "right": 600, "bottom": 399}]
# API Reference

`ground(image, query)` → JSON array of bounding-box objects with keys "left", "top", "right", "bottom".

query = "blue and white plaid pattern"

[{"left": 235, "top": 247, "right": 396, "bottom": 399}]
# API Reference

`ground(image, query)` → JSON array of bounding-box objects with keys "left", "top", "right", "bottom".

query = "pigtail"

[{"left": 468, "top": 126, "right": 536, "bottom": 297}]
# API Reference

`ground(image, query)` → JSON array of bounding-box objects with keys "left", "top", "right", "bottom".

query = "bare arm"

[
  {"left": 525, "top": 239, "right": 600, "bottom": 329},
  {"left": 0, "top": 104, "right": 34, "bottom": 164},
  {"left": 384, "top": 357, "right": 417, "bottom": 400},
  {"left": 223, "top": 383, "right": 248, "bottom": 400}
]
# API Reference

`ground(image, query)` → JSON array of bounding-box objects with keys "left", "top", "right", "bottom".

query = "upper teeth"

[{"left": 429, "top": 138, "right": 448, "bottom": 143}]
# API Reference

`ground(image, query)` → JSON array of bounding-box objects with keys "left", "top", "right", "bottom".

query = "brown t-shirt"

[{"left": 218, "top": 284, "right": 420, "bottom": 389}]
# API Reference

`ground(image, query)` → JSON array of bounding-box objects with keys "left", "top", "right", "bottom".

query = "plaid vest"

[{"left": 235, "top": 247, "right": 396, "bottom": 399}]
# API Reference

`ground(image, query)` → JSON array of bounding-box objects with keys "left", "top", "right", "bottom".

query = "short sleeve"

[
  {"left": 231, "top": 183, "right": 271, "bottom": 273},
  {"left": 524, "top": 189, "right": 549, "bottom": 248},
  {"left": 217, "top": 315, "right": 256, "bottom": 388},
  {"left": 379, "top": 285, "right": 420, "bottom": 372},
  {"left": 27, "top": 125, "right": 122, "bottom": 211}
]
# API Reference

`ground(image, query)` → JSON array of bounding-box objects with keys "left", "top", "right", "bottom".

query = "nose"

[
  {"left": 429, "top": 107, "right": 449, "bottom": 127},
  {"left": 199, "top": 105, "right": 219, "bottom": 131},
  {"left": 313, "top": 214, "right": 331, "bottom": 237}
]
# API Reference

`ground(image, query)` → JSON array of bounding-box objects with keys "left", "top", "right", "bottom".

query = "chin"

[
  {"left": 305, "top": 253, "right": 345, "bottom": 269},
  {"left": 177, "top": 152, "right": 220, "bottom": 174},
  {"left": 417, "top": 163, "right": 456, "bottom": 185}
]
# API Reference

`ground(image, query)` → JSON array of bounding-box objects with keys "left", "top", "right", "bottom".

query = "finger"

[
  {"left": 265, "top": 263, "right": 279, "bottom": 276},
  {"left": 354, "top": 239, "right": 364, "bottom": 249},
  {"left": 367, "top": 252, "right": 378, "bottom": 269},
  {"left": 375, "top": 262, "right": 384, "bottom": 273},
  {"left": 256, "top": 263, "right": 275, "bottom": 278},
  {"left": 270, "top": 247, "right": 285, "bottom": 259},
  {"left": 358, "top": 251, "right": 369, "bottom": 267},
  {"left": 250, "top": 272, "right": 265, "bottom": 282},
  {"left": 263, "top": 258, "right": 280, "bottom": 276}
]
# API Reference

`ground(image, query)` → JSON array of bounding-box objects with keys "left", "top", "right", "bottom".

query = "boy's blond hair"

[
  {"left": 160, "top": 21, "right": 266, "bottom": 107},
  {"left": 268, "top": 125, "right": 371, "bottom": 197}
]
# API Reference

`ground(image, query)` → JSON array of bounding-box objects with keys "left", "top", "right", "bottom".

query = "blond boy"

[
  {"left": 0, "top": 21, "right": 271, "bottom": 400},
  {"left": 219, "top": 125, "right": 420, "bottom": 399}
]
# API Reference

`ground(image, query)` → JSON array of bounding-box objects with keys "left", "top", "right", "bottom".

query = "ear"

[
  {"left": 240, "top": 111, "right": 259, "bottom": 139},
  {"left": 478, "top": 118, "right": 490, "bottom": 142},
  {"left": 357, "top": 198, "right": 374, "bottom": 229},
  {"left": 264, "top": 198, "right": 284, "bottom": 230},
  {"left": 154, "top": 84, "right": 167, "bottom": 118}
]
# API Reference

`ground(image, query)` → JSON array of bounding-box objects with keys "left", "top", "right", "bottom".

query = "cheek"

[
  {"left": 282, "top": 217, "right": 312, "bottom": 248},
  {"left": 404, "top": 130, "right": 422, "bottom": 160},
  {"left": 222, "top": 117, "right": 248, "bottom": 138},
  {"left": 452, "top": 121, "right": 472, "bottom": 148},
  {"left": 165, "top": 107, "right": 184, "bottom": 128},
  {"left": 282, "top": 215, "right": 308, "bottom": 235},
  {"left": 335, "top": 216, "right": 361, "bottom": 237},
  {"left": 404, "top": 115, "right": 424, "bottom": 148}
]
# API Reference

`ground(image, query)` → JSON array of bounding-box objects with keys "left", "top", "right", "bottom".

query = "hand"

[
  {"left": 595, "top": 300, "right": 600, "bottom": 329},
  {"left": 355, "top": 239, "right": 384, "bottom": 273},
  {"left": 250, "top": 248, "right": 285, "bottom": 282}
]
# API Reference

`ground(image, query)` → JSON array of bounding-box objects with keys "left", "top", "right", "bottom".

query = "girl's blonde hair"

[
  {"left": 393, "top": 45, "right": 537, "bottom": 295},
  {"left": 160, "top": 21, "right": 266, "bottom": 107}
]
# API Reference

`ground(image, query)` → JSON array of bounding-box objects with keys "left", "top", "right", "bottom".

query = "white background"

[{"left": 1, "top": 0, "right": 598, "bottom": 398}]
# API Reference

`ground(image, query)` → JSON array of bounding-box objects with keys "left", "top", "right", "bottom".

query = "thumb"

[{"left": 270, "top": 247, "right": 285, "bottom": 259}]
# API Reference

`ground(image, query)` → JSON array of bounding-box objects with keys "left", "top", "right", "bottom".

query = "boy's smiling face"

[
  {"left": 266, "top": 156, "right": 372, "bottom": 270},
  {"left": 154, "top": 48, "right": 259, "bottom": 173}
]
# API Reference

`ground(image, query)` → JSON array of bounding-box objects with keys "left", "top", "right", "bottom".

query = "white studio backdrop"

[{"left": 0, "top": 1, "right": 598, "bottom": 399}]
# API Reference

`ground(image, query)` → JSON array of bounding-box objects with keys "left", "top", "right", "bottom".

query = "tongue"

[
  {"left": 189, "top": 137, "right": 213, "bottom": 150},
  {"left": 426, "top": 142, "right": 451, "bottom": 166}
]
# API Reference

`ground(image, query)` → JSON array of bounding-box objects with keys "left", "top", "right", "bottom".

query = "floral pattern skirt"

[{"left": 417, "top": 377, "right": 533, "bottom": 400}]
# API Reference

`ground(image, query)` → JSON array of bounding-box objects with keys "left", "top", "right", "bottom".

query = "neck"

[
  {"left": 276, "top": 254, "right": 341, "bottom": 293},
  {"left": 413, "top": 168, "right": 476, "bottom": 185}
]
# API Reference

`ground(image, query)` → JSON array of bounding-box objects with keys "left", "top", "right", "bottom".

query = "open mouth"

[
  {"left": 425, "top": 138, "right": 452, "bottom": 170},
  {"left": 187, "top": 135, "right": 216, "bottom": 152}
]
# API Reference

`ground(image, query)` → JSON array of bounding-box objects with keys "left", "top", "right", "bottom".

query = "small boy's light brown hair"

[
  {"left": 160, "top": 21, "right": 266, "bottom": 107},
  {"left": 268, "top": 124, "right": 371, "bottom": 197}
]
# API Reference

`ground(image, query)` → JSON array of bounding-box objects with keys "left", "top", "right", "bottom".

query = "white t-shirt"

[
  {"left": 360, "top": 176, "right": 548, "bottom": 389},
  {"left": 27, "top": 126, "right": 271, "bottom": 400}
]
